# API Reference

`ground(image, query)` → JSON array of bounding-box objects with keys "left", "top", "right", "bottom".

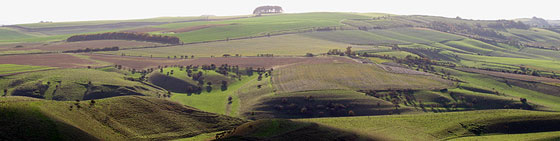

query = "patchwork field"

[
  {"left": 101, "top": 34, "right": 367, "bottom": 57},
  {"left": 2, "top": 11, "right": 560, "bottom": 140},
  {"left": 86, "top": 54, "right": 356, "bottom": 69}
]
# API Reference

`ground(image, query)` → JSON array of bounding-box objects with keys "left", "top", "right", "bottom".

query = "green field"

[
  {"left": 451, "top": 131, "right": 560, "bottom": 141},
  {"left": 153, "top": 12, "right": 382, "bottom": 43},
  {"left": 0, "top": 96, "right": 244, "bottom": 140},
  {"left": 372, "top": 51, "right": 419, "bottom": 59},
  {"left": 151, "top": 67, "right": 256, "bottom": 117},
  {"left": 299, "top": 109, "right": 560, "bottom": 140},
  {"left": 438, "top": 66, "right": 560, "bottom": 111},
  {"left": 302, "top": 30, "right": 404, "bottom": 45},
  {"left": 0, "top": 68, "right": 164, "bottom": 100},
  {"left": 0, "top": 28, "right": 34, "bottom": 41},
  {"left": 0, "top": 64, "right": 54, "bottom": 75}
]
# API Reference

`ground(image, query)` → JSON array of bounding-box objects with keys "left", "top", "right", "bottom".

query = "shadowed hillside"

[{"left": 0, "top": 96, "right": 245, "bottom": 140}]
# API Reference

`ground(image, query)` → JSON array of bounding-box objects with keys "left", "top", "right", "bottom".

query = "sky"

[{"left": 1, "top": 0, "right": 559, "bottom": 25}]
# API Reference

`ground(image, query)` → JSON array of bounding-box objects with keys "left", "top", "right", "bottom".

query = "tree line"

[
  {"left": 63, "top": 46, "right": 119, "bottom": 53},
  {"left": 67, "top": 32, "right": 181, "bottom": 44}
]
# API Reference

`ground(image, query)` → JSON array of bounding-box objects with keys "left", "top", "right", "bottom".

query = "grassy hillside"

[
  {"left": 0, "top": 96, "right": 245, "bottom": 140},
  {"left": 299, "top": 109, "right": 560, "bottom": 140},
  {"left": 451, "top": 131, "right": 560, "bottom": 141},
  {"left": 0, "top": 68, "right": 164, "bottom": 100},
  {"left": 272, "top": 63, "right": 451, "bottom": 93},
  {"left": 0, "top": 27, "right": 34, "bottom": 41},
  {"left": 0, "top": 64, "right": 54, "bottom": 75},
  {"left": 149, "top": 67, "right": 256, "bottom": 117},
  {"left": 247, "top": 90, "right": 417, "bottom": 119},
  {"left": 215, "top": 119, "right": 383, "bottom": 140},
  {"left": 153, "top": 12, "right": 382, "bottom": 42}
]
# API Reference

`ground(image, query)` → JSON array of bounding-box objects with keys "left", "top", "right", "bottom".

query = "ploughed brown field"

[
  {"left": 0, "top": 54, "right": 98, "bottom": 68},
  {"left": 86, "top": 54, "right": 357, "bottom": 69},
  {"left": 0, "top": 40, "right": 162, "bottom": 52}
]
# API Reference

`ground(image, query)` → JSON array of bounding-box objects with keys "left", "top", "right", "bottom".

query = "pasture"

[
  {"left": 0, "top": 96, "right": 245, "bottom": 140},
  {"left": 299, "top": 109, "right": 560, "bottom": 140},
  {"left": 0, "top": 64, "right": 54, "bottom": 75}
]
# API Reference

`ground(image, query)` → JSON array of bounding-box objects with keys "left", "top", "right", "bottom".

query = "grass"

[
  {"left": 272, "top": 63, "right": 451, "bottom": 93},
  {"left": 0, "top": 96, "right": 245, "bottom": 140},
  {"left": 247, "top": 89, "right": 417, "bottom": 119},
  {"left": 0, "top": 68, "right": 164, "bottom": 100},
  {"left": 102, "top": 34, "right": 366, "bottom": 57},
  {"left": 451, "top": 131, "right": 560, "bottom": 141},
  {"left": 372, "top": 51, "right": 419, "bottom": 59},
  {"left": 437, "top": 66, "right": 560, "bottom": 111},
  {"left": 154, "top": 67, "right": 256, "bottom": 117},
  {"left": 218, "top": 119, "right": 379, "bottom": 140},
  {"left": 0, "top": 64, "right": 55, "bottom": 75},
  {"left": 520, "top": 47, "right": 560, "bottom": 60},
  {"left": 366, "top": 57, "right": 393, "bottom": 64},
  {"left": 302, "top": 30, "right": 404, "bottom": 45},
  {"left": 299, "top": 109, "right": 560, "bottom": 140},
  {"left": 507, "top": 28, "right": 560, "bottom": 45},
  {"left": 0, "top": 27, "right": 34, "bottom": 40},
  {"left": 369, "top": 28, "right": 464, "bottom": 44},
  {"left": 154, "top": 12, "right": 378, "bottom": 43},
  {"left": 457, "top": 53, "right": 560, "bottom": 72}
]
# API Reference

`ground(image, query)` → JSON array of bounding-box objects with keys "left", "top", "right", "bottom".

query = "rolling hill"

[{"left": 0, "top": 96, "right": 245, "bottom": 140}]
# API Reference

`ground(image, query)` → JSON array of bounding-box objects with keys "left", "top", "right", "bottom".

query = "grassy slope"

[
  {"left": 302, "top": 28, "right": 463, "bottom": 45},
  {"left": 439, "top": 66, "right": 560, "bottom": 111},
  {"left": 299, "top": 109, "right": 560, "bottom": 140},
  {"left": 103, "top": 34, "right": 362, "bottom": 57},
  {"left": 373, "top": 51, "right": 419, "bottom": 59},
  {"left": 0, "top": 96, "right": 245, "bottom": 140},
  {"left": 0, "top": 64, "right": 55, "bottom": 75},
  {"left": 302, "top": 30, "right": 404, "bottom": 45},
  {"left": 151, "top": 67, "right": 253, "bottom": 117},
  {"left": 0, "top": 27, "right": 34, "bottom": 41},
  {"left": 217, "top": 119, "right": 382, "bottom": 140},
  {"left": 451, "top": 131, "right": 560, "bottom": 141},
  {"left": 273, "top": 63, "right": 450, "bottom": 93},
  {"left": 0, "top": 68, "right": 164, "bottom": 100},
  {"left": 154, "top": 12, "right": 379, "bottom": 43},
  {"left": 247, "top": 89, "right": 417, "bottom": 119}
]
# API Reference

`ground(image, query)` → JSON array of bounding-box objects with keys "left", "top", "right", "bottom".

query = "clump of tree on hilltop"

[
  {"left": 253, "top": 6, "right": 283, "bottom": 15},
  {"left": 66, "top": 32, "right": 181, "bottom": 44}
]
